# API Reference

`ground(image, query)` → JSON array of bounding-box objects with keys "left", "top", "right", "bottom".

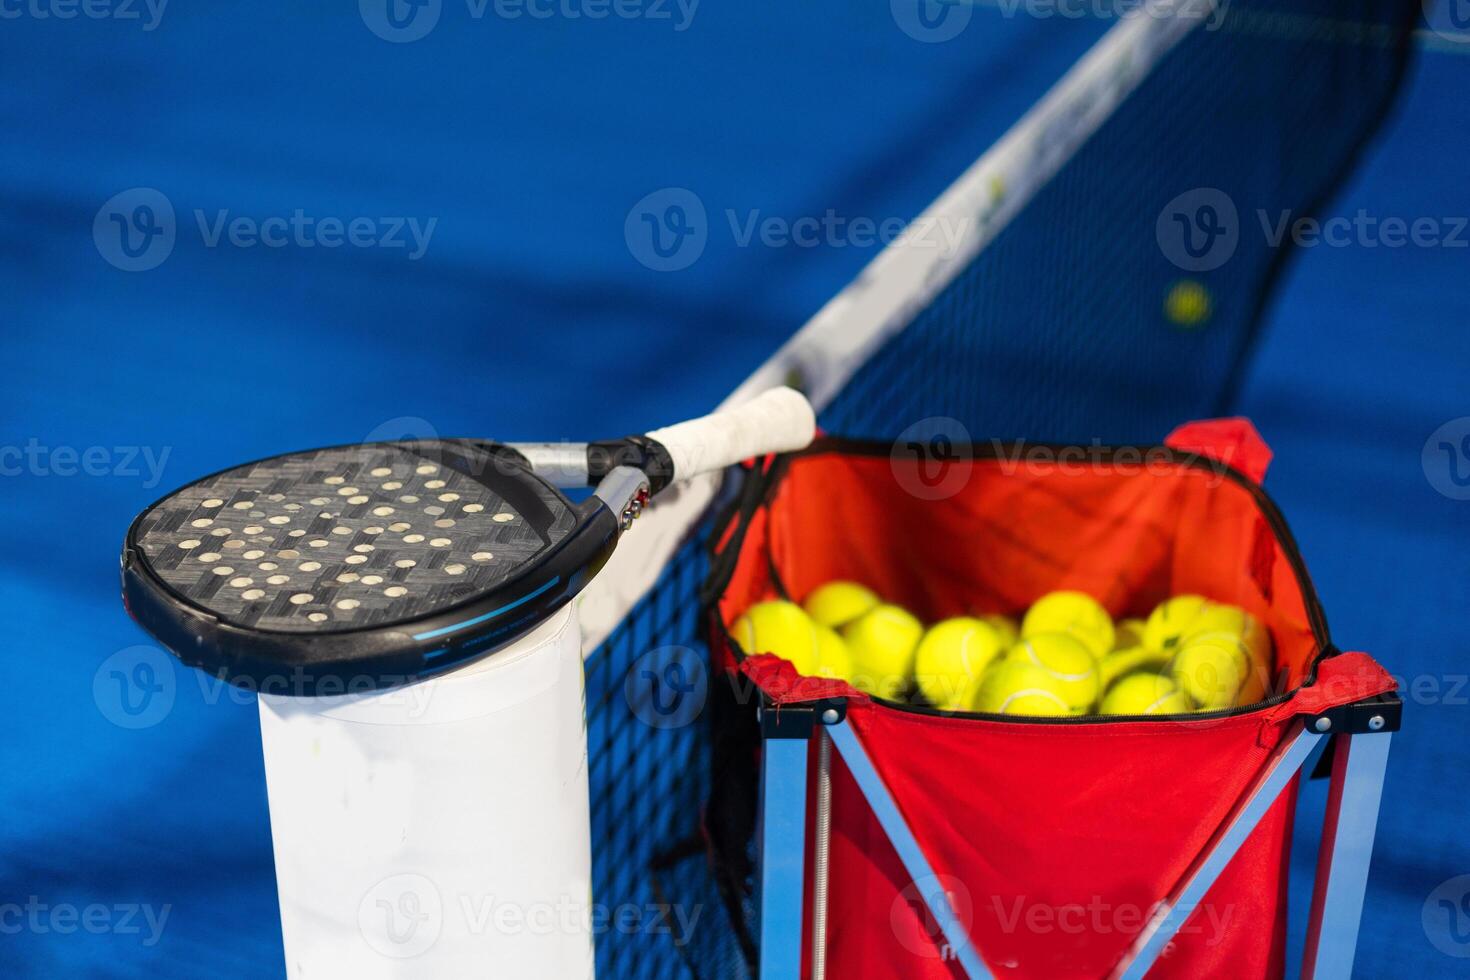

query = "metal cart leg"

[
  {"left": 1300, "top": 730, "right": 1394, "bottom": 979},
  {"left": 757, "top": 731, "right": 809, "bottom": 980},
  {"left": 810, "top": 730, "right": 833, "bottom": 980}
]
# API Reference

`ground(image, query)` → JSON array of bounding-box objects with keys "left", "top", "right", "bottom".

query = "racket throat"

[{"left": 591, "top": 465, "right": 652, "bottom": 532}]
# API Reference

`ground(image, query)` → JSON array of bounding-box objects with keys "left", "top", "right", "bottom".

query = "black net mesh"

[
  {"left": 584, "top": 533, "right": 755, "bottom": 980},
  {"left": 824, "top": 0, "right": 1416, "bottom": 443},
  {"left": 583, "top": 3, "right": 1416, "bottom": 975}
]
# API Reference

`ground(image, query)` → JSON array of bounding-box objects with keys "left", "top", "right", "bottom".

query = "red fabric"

[
  {"left": 739, "top": 655, "right": 1391, "bottom": 980},
  {"left": 719, "top": 444, "right": 1319, "bottom": 687},
  {"left": 714, "top": 426, "right": 1396, "bottom": 979},
  {"left": 817, "top": 704, "right": 1298, "bottom": 979},
  {"left": 742, "top": 652, "right": 868, "bottom": 705},
  {"left": 1165, "top": 417, "right": 1273, "bottom": 484},
  {"left": 1262, "top": 652, "right": 1396, "bottom": 724}
]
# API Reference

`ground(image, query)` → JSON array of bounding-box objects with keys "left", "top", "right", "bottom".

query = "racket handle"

[{"left": 646, "top": 386, "right": 816, "bottom": 485}]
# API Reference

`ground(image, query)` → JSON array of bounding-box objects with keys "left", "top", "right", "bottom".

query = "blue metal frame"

[
  {"left": 756, "top": 713, "right": 1393, "bottom": 980},
  {"left": 757, "top": 734, "right": 810, "bottom": 980},
  {"left": 1300, "top": 732, "right": 1394, "bottom": 979}
]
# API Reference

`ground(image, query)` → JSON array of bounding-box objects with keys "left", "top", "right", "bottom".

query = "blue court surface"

[{"left": 1, "top": 4, "right": 1466, "bottom": 977}]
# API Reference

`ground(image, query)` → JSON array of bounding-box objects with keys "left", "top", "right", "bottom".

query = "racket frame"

[{"left": 121, "top": 440, "right": 645, "bottom": 695}]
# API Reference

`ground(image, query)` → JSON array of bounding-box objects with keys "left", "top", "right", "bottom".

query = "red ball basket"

[{"left": 703, "top": 419, "right": 1398, "bottom": 980}]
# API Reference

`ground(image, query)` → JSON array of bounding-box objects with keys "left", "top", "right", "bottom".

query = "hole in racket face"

[{"left": 129, "top": 440, "right": 578, "bottom": 634}]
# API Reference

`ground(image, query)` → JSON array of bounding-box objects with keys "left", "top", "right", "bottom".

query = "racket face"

[{"left": 122, "top": 439, "right": 615, "bottom": 692}]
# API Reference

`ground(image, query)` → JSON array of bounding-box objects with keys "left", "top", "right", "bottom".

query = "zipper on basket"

[{"left": 734, "top": 438, "right": 1336, "bottom": 725}]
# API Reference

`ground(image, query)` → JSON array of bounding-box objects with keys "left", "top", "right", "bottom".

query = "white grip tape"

[{"left": 645, "top": 386, "right": 816, "bottom": 484}]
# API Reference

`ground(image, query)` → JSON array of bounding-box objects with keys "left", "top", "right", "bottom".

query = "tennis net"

[{"left": 580, "top": 1, "right": 1417, "bottom": 976}]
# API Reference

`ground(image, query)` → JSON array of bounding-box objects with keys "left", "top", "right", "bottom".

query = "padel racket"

[{"left": 121, "top": 387, "right": 814, "bottom": 694}]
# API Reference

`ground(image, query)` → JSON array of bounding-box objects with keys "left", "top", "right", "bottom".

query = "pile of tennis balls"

[{"left": 730, "top": 584, "right": 1273, "bottom": 717}]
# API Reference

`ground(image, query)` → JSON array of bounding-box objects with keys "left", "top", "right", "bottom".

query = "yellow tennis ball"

[
  {"left": 1170, "top": 633, "right": 1266, "bottom": 710},
  {"left": 815, "top": 624, "right": 855, "bottom": 683},
  {"left": 1098, "top": 646, "right": 1172, "bottom": 691},
  {"left": 1100, "top": 672, "right": 1192, "bottom": 715},
  {"left": 972, "top": 659, "right": 1072, "bottom": 716},
  {"left": 802, "top": 581, "right": 880, "bottom": 629},
  {"left": 1006, "top": 633, "right": 1100, "bottom": 713},
  {"left": 1165, "top": 279, "right": 1213, "bottom": 328},
  {"left": 1182, "top": 604, "right": 1273, "bottom": 668},
  {"left": 1113, "top": 617, "right": 1146, "bottom": 652},
  {"left": 841, "top": 603, "right": 923, "bottom": 699},
  {"left": 731, "top": 600, "right": 820, "bottom": 676},
  {"left": 1142, "top": 594, "right": 1210, "bottom": 652},
  {"left": 1192, "top": 629, "right": 1270, "bottom": 702},
  {"left": 1021, "top": 591, "right": 1114, "bottom": 659},
  {"left": 981, "top": 613, "right": 1019, "bottom": 648},
  {"left": 913, "top": 617, "right": 1004, "bottom": 711}
]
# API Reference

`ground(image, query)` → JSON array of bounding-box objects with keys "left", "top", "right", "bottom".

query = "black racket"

[{"left": 121, "top": 387, "right": 814, "bottom": 695}]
